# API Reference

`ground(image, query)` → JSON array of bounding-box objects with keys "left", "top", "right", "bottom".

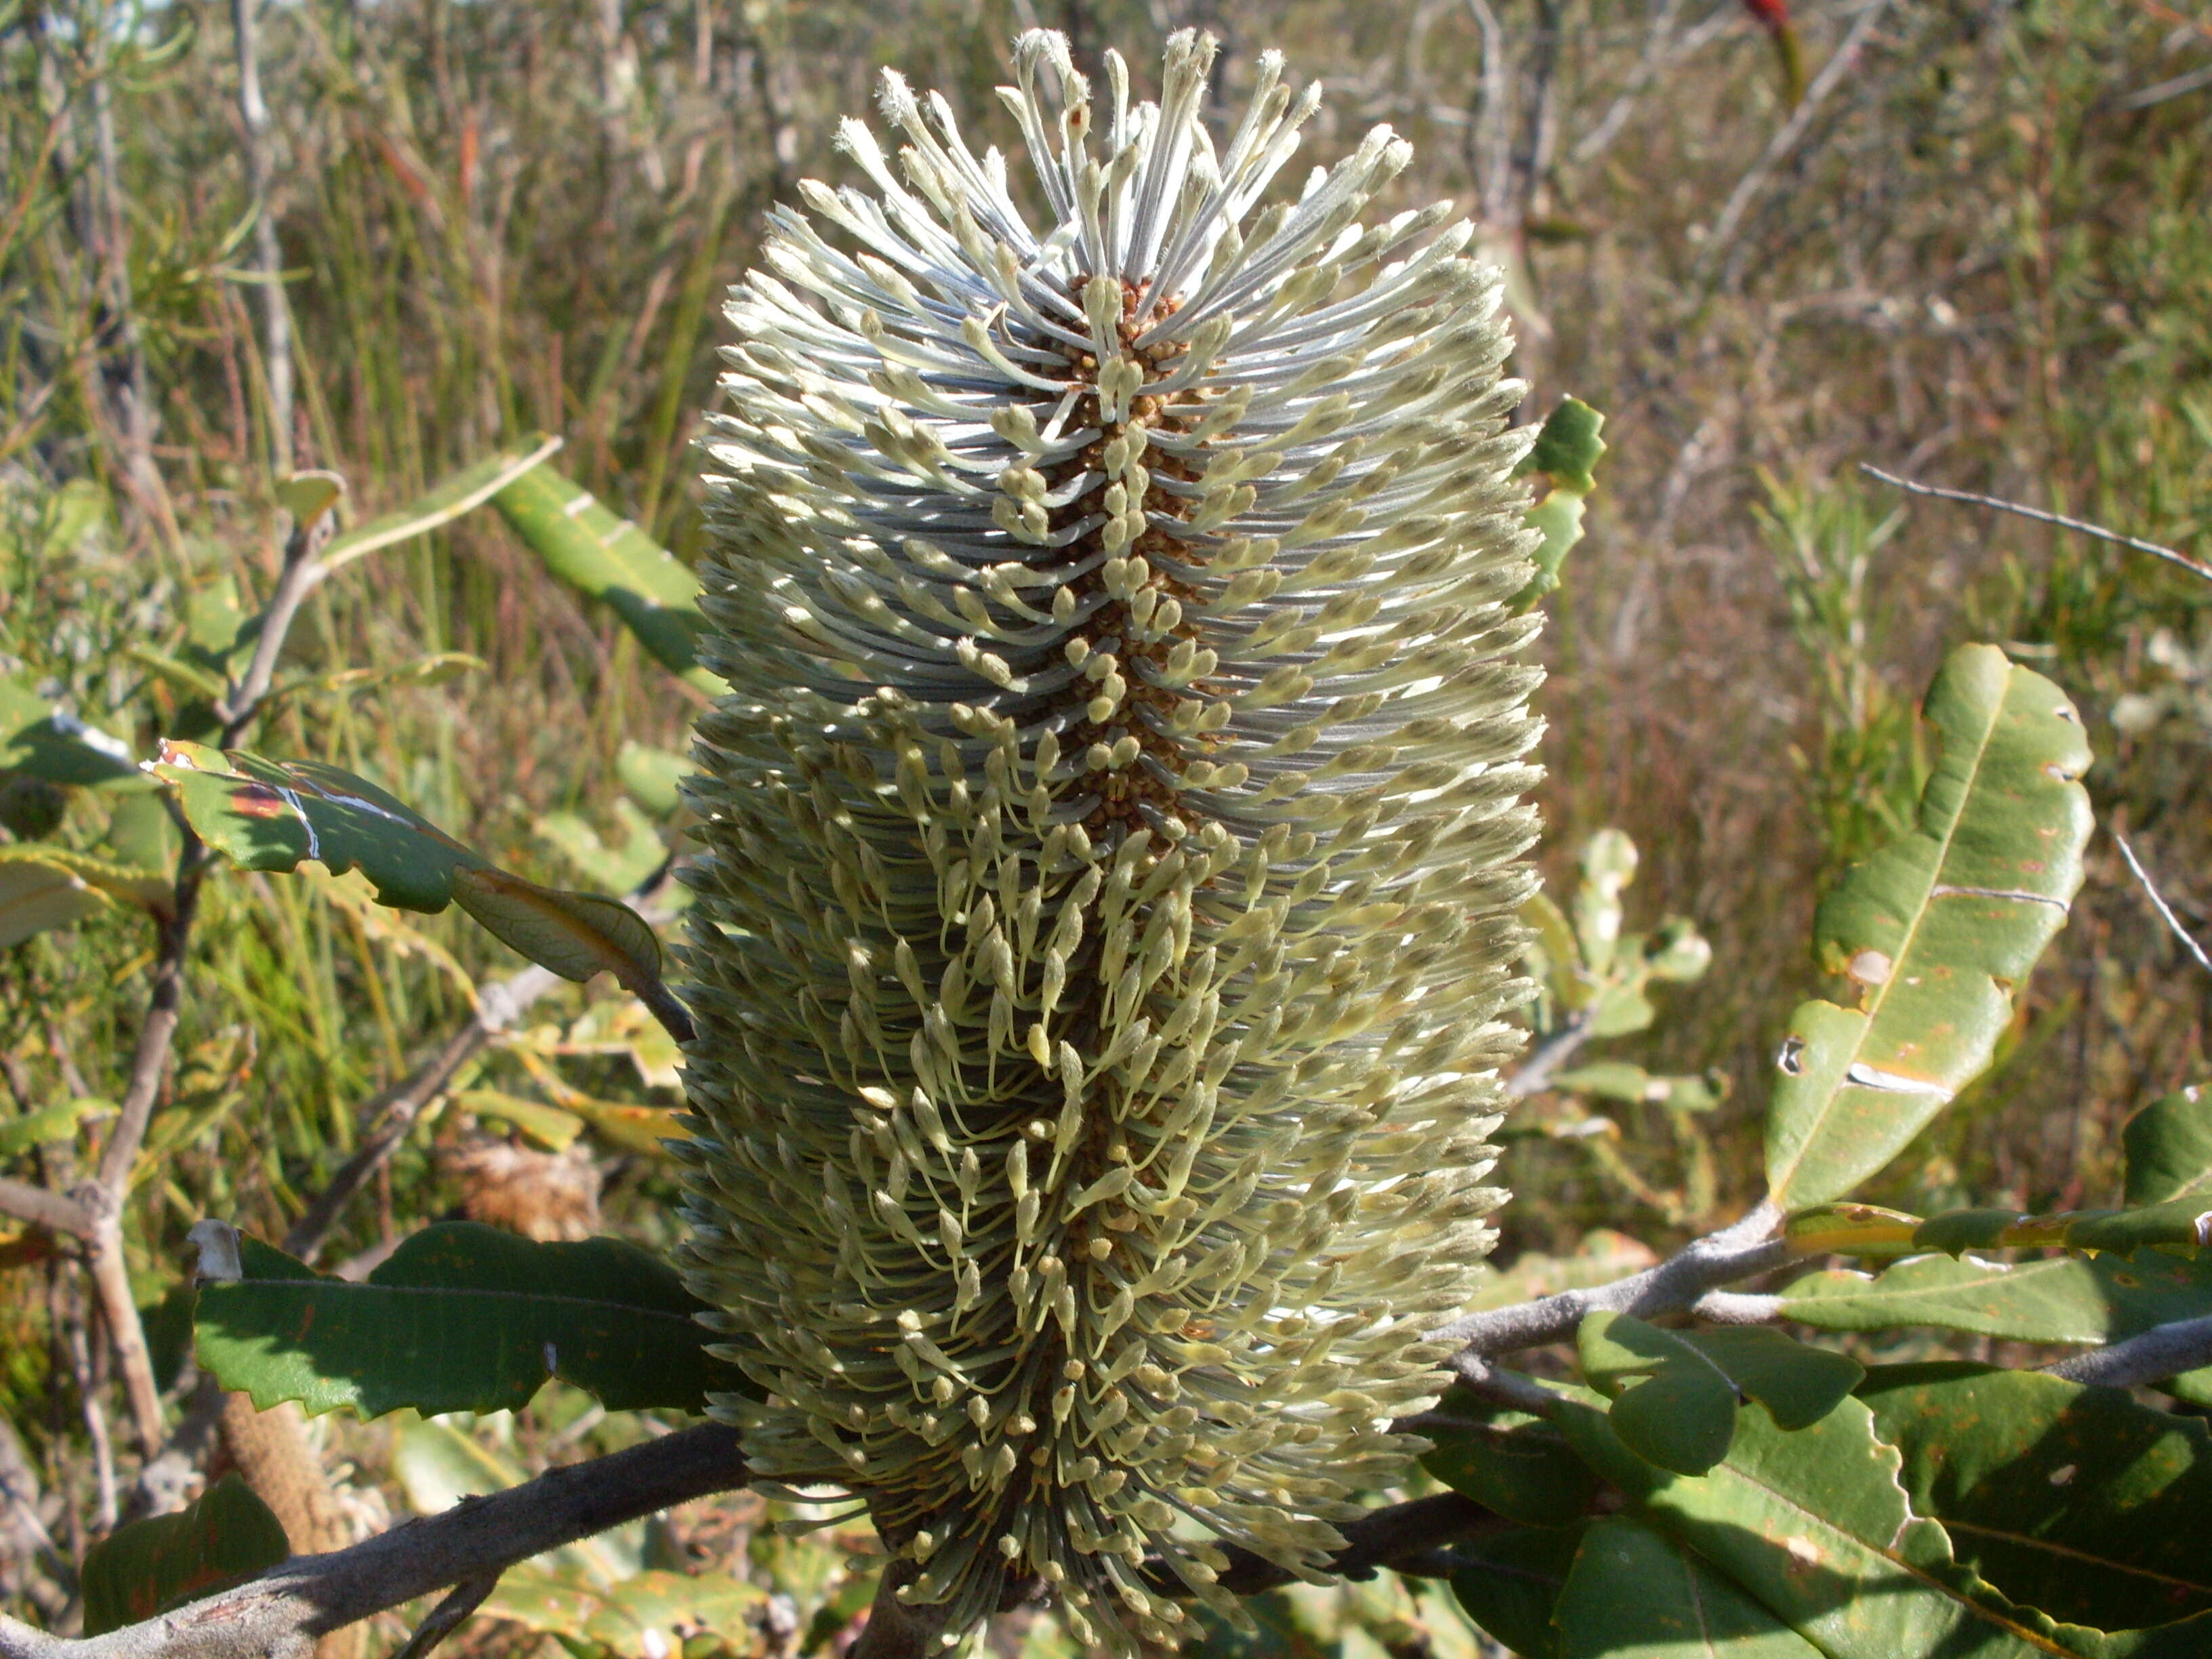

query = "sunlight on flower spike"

[{"left": 678, "top": 29, "right": 1544, "bottom": 1653}]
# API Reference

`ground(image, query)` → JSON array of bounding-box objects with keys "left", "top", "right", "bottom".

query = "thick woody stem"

[{"left": 0, "top": 1425, "right": 750, "bottom": 1659}]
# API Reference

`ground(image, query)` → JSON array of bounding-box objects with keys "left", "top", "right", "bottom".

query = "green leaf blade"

[
  {"left": 2124, "top": 1085, "right": 2212, "bottom": 1208},
  {"left": 1555, "top": 1516, "right": 1823, "bottom": 1658},
  {"left": 194, "top": 1223, "right": 755, "bottom": 1419},
  {"left": 1765, "top": 645, "right": 2093, "bottom": 1208},
  {"left": 491, "top": 464, "right": 724, "bottom": 694},
  {"left": 1860, "top": 1364, "right": 2212, "bottom": 1631},
  {"left": 81, "top": 1475, "right": 290, "bottom": 1635}
]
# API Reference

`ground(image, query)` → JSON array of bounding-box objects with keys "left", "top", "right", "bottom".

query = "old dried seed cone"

[{"left": 678, "top": 30, "right": 1542, "bottom": 1653}]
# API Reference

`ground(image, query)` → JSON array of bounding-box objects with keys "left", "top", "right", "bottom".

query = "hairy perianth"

[{"left": 677, "top": 30, "right": 1542, "bottom": 1654}]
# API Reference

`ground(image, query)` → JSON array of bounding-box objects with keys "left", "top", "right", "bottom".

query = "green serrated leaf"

[
  {"left": 1513, "top": 491, "right": 1587, "bottom": 611},
  {"left": 491, "top": 464, "right": 724, "bottom": 695},
  {"left": 80, "top": 1475, "right": 290, "bottom": 1635},
  {"left": 2124, "top": 1085, "right": 2212, "bottom": 1208},
  {"left": 1783, "top": 1248, "right": 2212, "bottom": 1347},
  {"left": 1420, "top": 1396, "right": 1597, "bottom": 1526},
  {"left": 1449, "top": 1523, "right": 1585, "bottom": 1659},
  {"left": 1555, "top": 1516, "right": 1822, "bottom": 1658},
  {"left": 275, "top": 651, "right": 487, "bottom": 703},
  {"left": 1765, "top": 645, "right": 2094, "bottom": 1208},
  {"left": 0, "top": 844, "right": 170, "bottom": 914},
  {"left": 1516, "top": 396, "right": 1607, "bottom": 494},
  {"left": 194, "top": 1223, "right": 755, "bottom": 1418},
  {"left": 146, "top": 741, "right": 687, "bottom": 1038},
  {"left": 1860, "top": 1364, "right": 2212, "bottom": 1631},
  {"left": 1553, "top": 1391, "right": 2212, "bottom": 1658}
]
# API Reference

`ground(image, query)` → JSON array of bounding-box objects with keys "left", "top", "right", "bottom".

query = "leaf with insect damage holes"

[
  {"left": 491, "top": 462, "right": 725, "bottom": 695},
  {"left": 192, "top": 1224, "right": 756, "bottom": 1419},
  {"left": 1860, "top": 1364, "right": 2212, "bottom": 1633},
  {"left": 1765, "top": 644, "right": 2093, "bottom": 1208},
  {"left": 146, "top": 740, "right": 689, "bottom": 1039}
]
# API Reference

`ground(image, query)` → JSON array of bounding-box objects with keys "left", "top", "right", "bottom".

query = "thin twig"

[
  {"left": 1860, "top": 464, "right": 2212, "bottom": 583},
  {"left": 2114, "top": 833, "right": 2212, "bottom": 983},
  {"left": 1696, "top": 0, "right": 1898, "bottom": 289},
  {"left": 385, "top": 1576, "right": 497, "bottom": 1659},
  {"left": 285, "top": 862, "right": 679, "bottom": 1265},
  {"left": 1568, "top": 0, "right": 1687, "bottom": 165},
  {"left": 1429, "top": 1200, "right": 1789, "bottom": 1357},
  {"left": 230, "top": 0, "right": 293, "bottom": 475},
  {"left": 1505, "top": 1010, "right": 1597, "bottom": 1098},
  {"left": 280, "top": 970, "right": 554, "bottom": 1265},
  {"left": 0, "top": 1179, "right": 91, "bottom": 1238},
  {"left": 2043, "top": 1313, "right": 2212, "bottom": 1391}
]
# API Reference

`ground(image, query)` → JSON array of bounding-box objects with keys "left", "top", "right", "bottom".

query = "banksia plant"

[{"left": 678, "top": 30, "right": 1544, "bottom": 1654}]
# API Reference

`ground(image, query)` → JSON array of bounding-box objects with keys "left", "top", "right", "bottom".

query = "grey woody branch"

[
  {"left": 2044, "top": 1314, "right": 2212, "bottom": 1391},
  {"left": 0, "top": 1425, "right": 1514, "bottom": 1659},
  {"left": 1431, "top": 1200, "right": 1790, "bottom": 1364},
  {"left": 0, "top": 1425, "right": 750, "bottom": 1659}
]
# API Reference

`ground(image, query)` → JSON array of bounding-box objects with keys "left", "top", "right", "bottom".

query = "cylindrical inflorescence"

[{"left": 678, "top": 30, "right": 1544, "bottom": 1654}]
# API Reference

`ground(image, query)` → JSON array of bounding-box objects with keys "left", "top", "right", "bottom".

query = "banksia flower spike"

[{"left": 680, "top": 30, "right": 1543, "bottom": 1653}]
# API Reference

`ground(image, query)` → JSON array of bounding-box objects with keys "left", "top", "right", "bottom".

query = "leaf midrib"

[
  {"left": 1769, "top": 668, "right": 2007, "bottom": 1199},
  {"left": 218, "top": 1278, "right": 705, "bottom": 1326}
]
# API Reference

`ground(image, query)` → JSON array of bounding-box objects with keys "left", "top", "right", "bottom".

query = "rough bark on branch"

[
  {"left": 1430, "top": 1201, "right": 1788, "bottom": 1360},
  {"left": 0, "top": 1425, "right": 749, "bottom": 1659}
]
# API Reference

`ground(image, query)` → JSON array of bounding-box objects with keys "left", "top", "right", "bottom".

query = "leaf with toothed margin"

[
  {"left": 1765, "top": 644, "right": 2093, "bottom": 1208},
  {"left": 1553, "top": 1390, "right": 2212, "bottom": 1658},
  {"left": 1859, "top": 1363, "right": 2212, "bottom": 1632},
  {"left": 145, "top": 739, "right": 690, "bottom": 1039},
  {"left": 1510, "top": 396, "right": 1606, "bottom": 610},
  {"left": 192, "top": 1225, "right": 756, "bottom": 1418}
]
